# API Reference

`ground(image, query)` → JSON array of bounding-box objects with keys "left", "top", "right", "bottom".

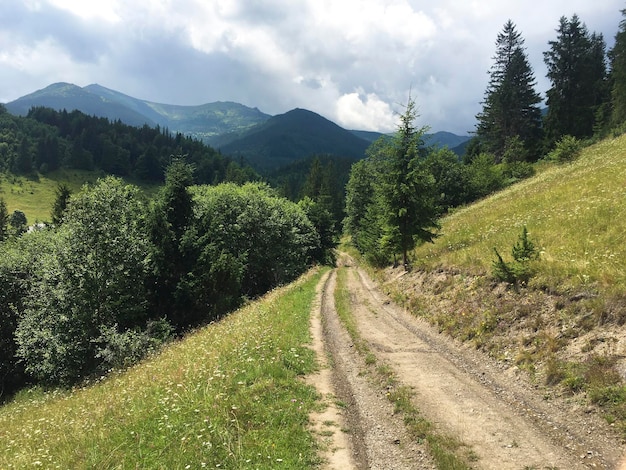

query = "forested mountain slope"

[{"left": 217, "top": 108, "right": 371, "bottom": 172}]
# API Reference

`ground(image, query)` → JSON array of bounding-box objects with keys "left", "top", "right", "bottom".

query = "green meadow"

[
  {"left": 0, "top": 169, "right": 160, "bottom": 224},
  {"left": 415, "top": 134, "right": 626, "bottom": 296}
]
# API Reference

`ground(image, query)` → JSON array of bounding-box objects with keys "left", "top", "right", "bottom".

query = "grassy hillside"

[
  {"left": 0, "top": 269, "right": 326, "bottom": 468},
  {"left": 414, "top": 133, "right": 626, "bottom": 295},
  {"left": 0, "top": 170, "right": 160, "bottom": 224}
]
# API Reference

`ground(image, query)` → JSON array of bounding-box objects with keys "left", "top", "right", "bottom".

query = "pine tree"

[
  {"left": 0, "top": 198, "right": 8, "bottom": 242},
  {"left": 544, "top": 15, "right": 608, "bottom": 145},
  {"left": 51, "top": 183, "right": 72, "bottom": 226},
  {"left": 476, "top": 20, "right": 543, "bottom": 161},
  {"left": 146, "top": 159, "right": 197, "bottom": 327},
  {"left": 381, "top": 97, "right": 439, "bottom": 269},
  {"left": 610, "top": 9, "right": 626, "bottom": 128}
]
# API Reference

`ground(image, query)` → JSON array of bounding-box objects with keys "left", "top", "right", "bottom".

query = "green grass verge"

[
  {"left": 0, "top": 268, "right": 327, "bottom": 469},
  {"left": 334, "top": 267, "right": 473, "bottom": 469},
  {"left": 405, "top": 134, "right": 626, "bottom": 435}
]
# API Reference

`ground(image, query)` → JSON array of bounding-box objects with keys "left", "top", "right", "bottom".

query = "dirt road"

[{"left": 308, "top": 261, "right": 626, "bottom": 469}]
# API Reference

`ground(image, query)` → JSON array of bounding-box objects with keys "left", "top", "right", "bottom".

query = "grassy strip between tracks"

[{"left": 334, "top": 266, "right": 475, "bottom": 470}]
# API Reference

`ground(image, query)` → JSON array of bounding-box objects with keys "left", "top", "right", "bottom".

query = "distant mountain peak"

[
  {"left": 4, "top": 82, "right": 471, "bottom": 168},
  {"left": 5, "top": 82, "right": 271, "bottom": 139},
  {"left": 218, "top": 108, "right": 370, "bottom": 172}
]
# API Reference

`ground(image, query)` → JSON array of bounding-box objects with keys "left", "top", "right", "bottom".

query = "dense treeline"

[
  {"left": 473, "top": 9, "right": 626, "bottom": 165},
  {"left": 474, "top": 10, "right": 626, "bottom": 163},
  {"left": 0, "top": 105, "right": 257, "bottom": 184},
  {"left": 347, "top": 9, "right": 626, "bottom": 266},
  {"left": 269, "top": 154, "right": 350, "bottom": 263},
  {"left": 0, "top": 163, "right": 323, "bottom": 393},
  {"left": 345, "top": 99, "right": 509, "bottom": 267}
]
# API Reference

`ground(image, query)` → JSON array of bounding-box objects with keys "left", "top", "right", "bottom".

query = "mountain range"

[
  {"left": 4, "top": 82, "right": 470, "bottom": 171},
  {"left": 4, "top": 83, "right": 270, "bottom": 142}
]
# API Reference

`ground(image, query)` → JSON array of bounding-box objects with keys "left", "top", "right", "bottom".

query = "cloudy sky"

[{"left": 1, "top": 1, "right": 623, "bottom": 134}]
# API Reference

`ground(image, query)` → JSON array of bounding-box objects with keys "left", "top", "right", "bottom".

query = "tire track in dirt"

[
  {"left": 309, "top": 269, "right": 435, "bottom": 469},
  {"left": 342, "top": 260, "right": 624, "bottom": 469}
]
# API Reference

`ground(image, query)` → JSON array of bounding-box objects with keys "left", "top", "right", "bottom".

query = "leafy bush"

[
  {"left": 16, "top": 177, "right": 151, "bottom": 385},
  {"left": 192, "top": 182, "right": 320, "bottom": 298},
  {"left": 547, "top": 135, "right": 582, "bottom": 163},
  {"left": 95, "top": 319, "right": 173, "bottom": 371},
  {"left": 501, "top": 161, "right": 536, "bottom": 182},
  {"left": 502, "top": 135, "right": 528, "bottom": 163},
  {"left": 467, "top": 152, "right": 505, "bottom": 199},
  {"left": 0, "top": 232, "right": 58, "bottom": 394}
]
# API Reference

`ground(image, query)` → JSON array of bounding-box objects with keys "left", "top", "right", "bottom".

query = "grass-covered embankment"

[
  {"left": 415, "top": 134, "right": 626, "bottom": 296},
  {"left": 0, "top": 268, "right": 326, "bottom": 469}
]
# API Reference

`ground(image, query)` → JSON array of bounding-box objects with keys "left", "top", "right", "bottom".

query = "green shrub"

[
  {"left": 192, "top": 183, "right": 320, "bottom": 299},
  {"left": 492, "top": 226, "right": 539, "bottom": 286},
  {"left": 511, "top": 226, "right": 539, "bottom": 262},
  {"left": 0, "top": 232, "right": 58, "bottom": 394},
  {"left": 95, "top": 319, "right": 173, "bottom": 371},
  {"left": 15, "top": 177, "right": 151, "bottom": 385},
  {"left": 547, "top": 135, "right": 582, "bottom": 163},
  {"left": 501, "top": 161, "right": 536, "bottom": 182},
  {"left": 467, "top": 152, "right": 505, "bottom": 199}
]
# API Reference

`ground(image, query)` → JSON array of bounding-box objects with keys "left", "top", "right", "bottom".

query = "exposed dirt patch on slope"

[{"left": 381, "top": 266, "right": 626, "bottom": 380}]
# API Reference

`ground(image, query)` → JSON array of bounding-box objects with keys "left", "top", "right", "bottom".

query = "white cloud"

[
  {"left": 336, "top": 92, "right": 397, "bottom": 132},
  {"left": 45, "top": 0, "right": 120, "bottom": 22},
  {"left": 2, "top": 0, "right": 624, "bottom": 133},
  {"left": 0, "top": 37, "right": 93, "bottom": 85}
]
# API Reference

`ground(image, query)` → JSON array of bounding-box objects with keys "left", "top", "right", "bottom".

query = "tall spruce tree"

[
  {"left": 50, "top": 183, "right": 72, "bottom": 226},
  {"left": 146, "top": 159, "right": 197, "bottom": 328},
  {"left": 381, "top": 97, "right": 439, "bottom": 269},
  {"left": 610, "top": 9, "right": 626, "bottom": 128},
  {"left": 543, "top": 15, "right": 608, "bottom": 145},
  {"left": 476, "top": 20, "right": 543, "bottom": 161}
]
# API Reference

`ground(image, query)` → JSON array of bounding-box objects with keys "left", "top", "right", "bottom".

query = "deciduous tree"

[{"left": 16, "top": 177, "right": 151, "bottom": 384}]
